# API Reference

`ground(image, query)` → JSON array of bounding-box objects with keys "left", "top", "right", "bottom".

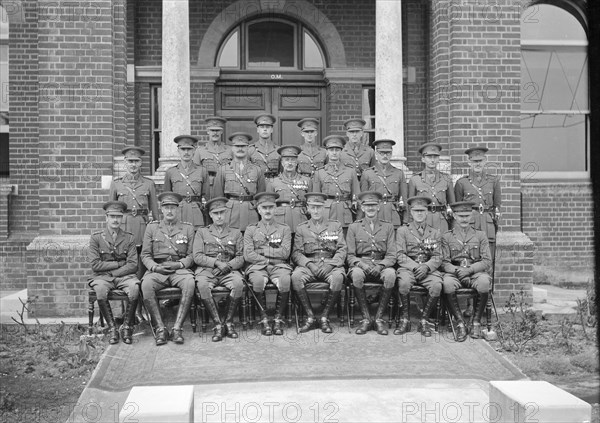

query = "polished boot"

[
  {"left": 418, "top": 295, "right": 439, "bottom": 337},
  {"left": 445, "top": 293, "right": 468, "bottom": 342},
  {"left": 121, "top": 299, "right": 138, "bottom": 344},
  {"left": 171, "top": 293, "right": 194, "bottom": 344},
  {"left": 144, "top": 298, "right": 167, "bottom": 346},
  {"left": 135, "top": 301, "right": 146, "bottom": 324},
  {"left": 394, "top": 293, "right": 411, "bottom": 335},
  {"left": 97, "top": 299, "right": 119, "bottom": 344},
  {"left": 224, "top": 296, "right": 241, "bottom": 339},
  {"left": 320, "top": 290, "right": 341, "bottom": 333},
  {"left": 296, "top": 288, "right": 316, "bottom": 333},
  {"left": 257, "top": 291, "right": 272, "bottom": 336},
  {"left": 470, "top": 292, "right": 489, "bottom": 339},
  {"left": 354, "top": 287, "right": 372, "bottom": 335},
  {"left": 374, "top": 288, "right": 393, "bottom": 335},
  {"left": 202, "top": 297, "right": 223, "bottom": 342},
  {"left": 463, "top": 298, "right": 473, "bottom": 318},
  {"left": 273, "top": 291, "right": 289, "bottom": 336}
]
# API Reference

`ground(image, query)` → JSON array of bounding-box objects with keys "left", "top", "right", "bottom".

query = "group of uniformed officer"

[{"left": 89, "top": 113, "right": 501, "bottom": 345}]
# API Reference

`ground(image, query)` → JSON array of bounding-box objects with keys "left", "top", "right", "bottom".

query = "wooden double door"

[{"left": 215, "top": 84, "right": 327, "bottom": 147}]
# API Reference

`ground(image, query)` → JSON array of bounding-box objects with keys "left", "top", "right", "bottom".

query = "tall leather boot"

[
  {"left": 144, "top": 298, "right": 168, "bottom": 346},
  {"left": 470, "top": 292, "right": 489, "bottom": 339},
  {"left": 296, "top": 288, "right": 316, "bottom": 333},
  {"left": 224, "top": 296, "right": 241, "bottom": 339},
  {"left": 320, "top": 290, "right": 341, "bottom": 334},
  {"left": 273, "top": 291, "right": 289, "bottom": 336},
  {"left": 374, "top": 288, "right": 393, "bottom": 335},
  {"left": 445, "top": 293, "right": 468, "bottom": 342},
  {"left": 97, "top": 299, "right": 119, "bottom": 344},
  {"left": 171, "top": 293, "right": 194, "bottom": 344},
  {"left": 354, "top": 287, "right": 372, "bottom": 335},
  {"left": 121, "top": 299, "right": 138, "bottom": 344},
  {"left": 394, "top": 294, "right": 411, "bottom": 335},
  {"left": 257, "top": 291, "right": 272, "bottom": 336},
  {"left": 202, "top": 297, "right": 223, "bottom": 342},
  {"left": 419, "top": 295, "right": 439, "bottom": 337}
]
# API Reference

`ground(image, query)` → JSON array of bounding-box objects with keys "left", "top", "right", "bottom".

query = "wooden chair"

[
  {"left": 140, "top": 287, "right": 197, "bottom": 333},
  {"left": 88, "top": 289, "right": 129, "bottom": 335},
  {"left": 393, "top": 285, "right": 442, "bottom": 331},
  {"left": 348, "top": 282, "right": 395, "bottom": 328},
  {"left": 247, "top": 281, "right": 293, "bottom": 328},
  {"left": 442, "top": 287, "right": 498, "bottom": 340},
  {"left": 292, "top": 281, "right": 346, "bottom": 332}
]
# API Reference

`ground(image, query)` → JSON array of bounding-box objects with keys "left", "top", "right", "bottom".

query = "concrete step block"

[{"left": 121, "top": 385, "right": 194, "bottom": 422}]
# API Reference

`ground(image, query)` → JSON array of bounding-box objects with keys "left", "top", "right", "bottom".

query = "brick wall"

[{"left": 522, "top": 182, "right": 594, "bottom": 271}]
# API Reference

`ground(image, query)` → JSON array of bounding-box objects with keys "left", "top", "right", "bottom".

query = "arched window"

[
  {"left": 217, "top": 18, "right": 326, "bottom": 70},
  {"left": 521, "top": 3, "right": 589, "bottom": 178},
  {"left": 0, "top": 5, "right": 9, "bottom": 177}
]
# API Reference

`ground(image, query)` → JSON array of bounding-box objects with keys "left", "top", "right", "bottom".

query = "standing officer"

[
  {"left": 297, "top": 118, "right": 326, "bottom": 177},
  {"left": 193, "top": 116, "right": 231, "bottom": 196},
  {"left": 395, "top": 196, "right": 443, "bottom": 337},
  {"left": 267, "top": 145, "right": 310, "bottom": 235},
  {"left": 163, "top": 135, "right": 209, "bottom": 229},
  {"left": 213, "top": 132, "right": 266, "bottom": 231},
  {"left": 140, "top": 192, "right": 196, "bottom": 346},
  {"left": 408, "top": 143, "right": 455, "bottom": 233},
  {"left": 361, "top": 139, "right": 408, "bottom": 228},
  {"left": 244, "top": 192, "right": 292, "bottom": 336},
  {"left": 340, "top": 118, "right": 375, "bottom": 180},
  {"left": 441, "top": 201, "right": 492, "bottom": 341},
  {"left": 109, "top": 147, "right": 159, "bottom": 250},
  {"left": 193, "top": 197, "right": 245, "bottom": 342},
  {"left": 291, "top": 192, "right": 347, "bottom": 333},
  {"left": 88, "top": 201, "right": 140, "bottom": 344},
  {"left": 455, "top": 146, "right": 501, "bottom": 311},
  {"left": 250, "top": 113, "right": 280, "bottom": 180},
  {"left": 346, "top": 192, "right": 397, "bottom": 335},
  {"left": 311, "top": 135, "right": 360, "bottom": 232}
]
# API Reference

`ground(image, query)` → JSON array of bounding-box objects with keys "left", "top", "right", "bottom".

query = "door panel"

[{"left": 216, "top": 84, "right": 326, "bottom": 147}]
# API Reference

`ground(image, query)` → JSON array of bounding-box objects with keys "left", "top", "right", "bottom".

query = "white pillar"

[
  {"left": 158, "top": 0, "right": 191, "bottom": 174},
  {"left": 376, "top": 0, "right": 406, "bottom": 170}
]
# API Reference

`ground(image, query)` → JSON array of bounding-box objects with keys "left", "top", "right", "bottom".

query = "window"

[
  {"left": 362, "top": 88, "right": 376, "bottom": 147},
  {"left": 521, "top": 3, "right": 589, "bottom": 178},
  {"left": 217, "top": 18, "right": 325, "bottom": 70},
  {"left": 151, "top": 85, "right": 161, "bottom": 173},
  {"left": 0, "top": 5, "right": 9, "bottom": 177}
]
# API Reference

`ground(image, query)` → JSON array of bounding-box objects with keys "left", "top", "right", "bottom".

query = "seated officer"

[
  {"left": 346, "top": 191, "right": 397, "bottom": 335},
  {"left": 88, "top": 201, "right": 140, "bottom": 344},
  {"left": 244, "top": 192, "right": 293, "bottom": 336},
  {"left": 193, "top": 197, "right": 245, "bottom": 342},
  {"left": 141, "top": 192, "right": 196, "bottom": 346},
  {"left": 395, "top": 196, "right": 443, "bottom": 337},
  {"left": 441, "top": 201, "right": 492, "bottom": 341},
  {"left": 291, "top": 192, "right": 347, "bottom": 333}
]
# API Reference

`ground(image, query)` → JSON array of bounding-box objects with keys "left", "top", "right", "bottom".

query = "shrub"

[
  {"left": 570, "top": 351, "right": 599, "bottom": 373},
  {"left": 539, "top": 356, "right": 572, "bottom": 376},
  {"left": 497, "top": 289, "right": 540, "bottom": 352}
]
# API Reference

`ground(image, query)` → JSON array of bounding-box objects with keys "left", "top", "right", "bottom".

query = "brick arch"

[
  {"left": 197, "top": 0, "right": 346, "bottom": 68},
  {"left": 524, "top": 0, "right": 587, "bottom": 37}
]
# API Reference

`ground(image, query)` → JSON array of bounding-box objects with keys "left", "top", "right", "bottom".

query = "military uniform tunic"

[
  {"left": 88, "top": 228, "right": 140, "bottom": 300},
  {"left": 396, "top": 222, "right": 443, "bottom": 296},
  {"left": 213, "top": 161, "right": 266, "bottom": 230},
  {"left": 244, "top": 221, "right": 292, "bottom": 292},
  {"left": 441, "top": 226, "right": 492, "bottom": 294},
  {"left": 408, "top": 170, "right": 455, "bottom": 233},
  {"left": 346, "top": 219, "right": 397, "bottom": 288},
  {"left": 109, "top": 174, "right": 159, "bottom": 246},
  {"left": 140, "top": 220, "right": 196, "bottom": 300},
  {"left": 163, "top": 162, "right": 209, "bottom": 228},
  {"left": 267, "top": 173, "right": 310, "bottom": 234},
  {"left": 311, "top": 163, "right": 360, "bottom": 228},
  {"left": 291, "top": 219, "right": 347, "bottom": 291},
  {"left": 297, "top": 144, "right": 326, "bottom": 177},
  {"left": 193, "top": 225, "right": 245, "bottom": 299},
  {"left": 249, "top": 140, "right": 280, "bottom": 178},
  {"left": 193, "top": 143, "right": 233, "bottom": 197},
  {"left": 361, "top": 163, "right": 408, "bottom": 227},
  {"left": 340, "top": 143, "right": 375, "bottom": 180},
  {"left": 454, "top": 171, "right": 501, "bottom": 243}
]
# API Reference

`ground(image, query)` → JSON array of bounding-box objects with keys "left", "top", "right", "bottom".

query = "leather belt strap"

[
  {"left": 226, "top": 194, "right": 254, "bottom": 202},
  {"left": 326, "top": 194, "right": 352, "bottom": 201},
  {"left": 452, "top": 258, "right": 473, "bottom": 266},
  {"left": 477, "top": 205, "right": 495, "bottom": 214},
  {"left": 357, "top": 252, "right": 385, "bottom": 260},
  {"left": 185, "top": 195, "right": 203, "bottom": 203},
  {"left": 154, "top": 257, "right": 181, "bottom": 264},
  {"left": 305, "top": 252, "right": 334, "bottom": 259},
  {"left": 429, "top": 205, "right": 447, "bottom": 212},
  {"left": 277, "top": 200, "right": 306, "bottom": 208},
  {"left": 125, "top": 208, "right": 148, "bottom": 216},
  {"left": 381, "top": 194, "right": 399, "bottom": 202}
]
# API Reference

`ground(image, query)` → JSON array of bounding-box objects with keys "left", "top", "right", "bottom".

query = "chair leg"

[
  {"left": 199, "top": 295, "right": 208, "bottom": 333},
  {"left": 339, "top": 289, "right": 345, "bottom": 326},
  {"left": 190, "top": 296, "right": 197, "bottom": 333},
  {"left": 349, "top": 286, "right": 356, "bottom": 327},
  {"left": 241, "top": 288, "right": 248, "bottom": 330},
  {"left": 486, "top": 294, "right": 493, "bottom": 332},
  {"left": 387, "top": 291, "right": 394, "bottom": 329},
  {"left": 287, "top": 290, "right": 293, "bottom": 327},
  {"left": 88, "top": 297, "right": 95, "bottom": 335}
]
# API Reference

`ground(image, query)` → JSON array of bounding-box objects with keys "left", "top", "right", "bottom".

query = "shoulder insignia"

[
  {"left": 123, "top": 230, "right": 134, "bottom": 235},
  {"left": 113, "top": 176, "right": 123, "bottom": 181},
  {"left": 92, "top": 230, "right": 103, "bottom": 235},
  {"left": 143, "top": 176, "right": 154, "bottom": 181},
  {"left": 148, "top": 221, "right": 159, "bottom": 225},
  {"left": 297, "top": 221, "right": 309, "bottom": 227},
  {"left": 181, "top": 221, "right": 193, "bottom": 226},
  {"left": 380, "top": 219, "right": 391, "bottom": 224}
]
